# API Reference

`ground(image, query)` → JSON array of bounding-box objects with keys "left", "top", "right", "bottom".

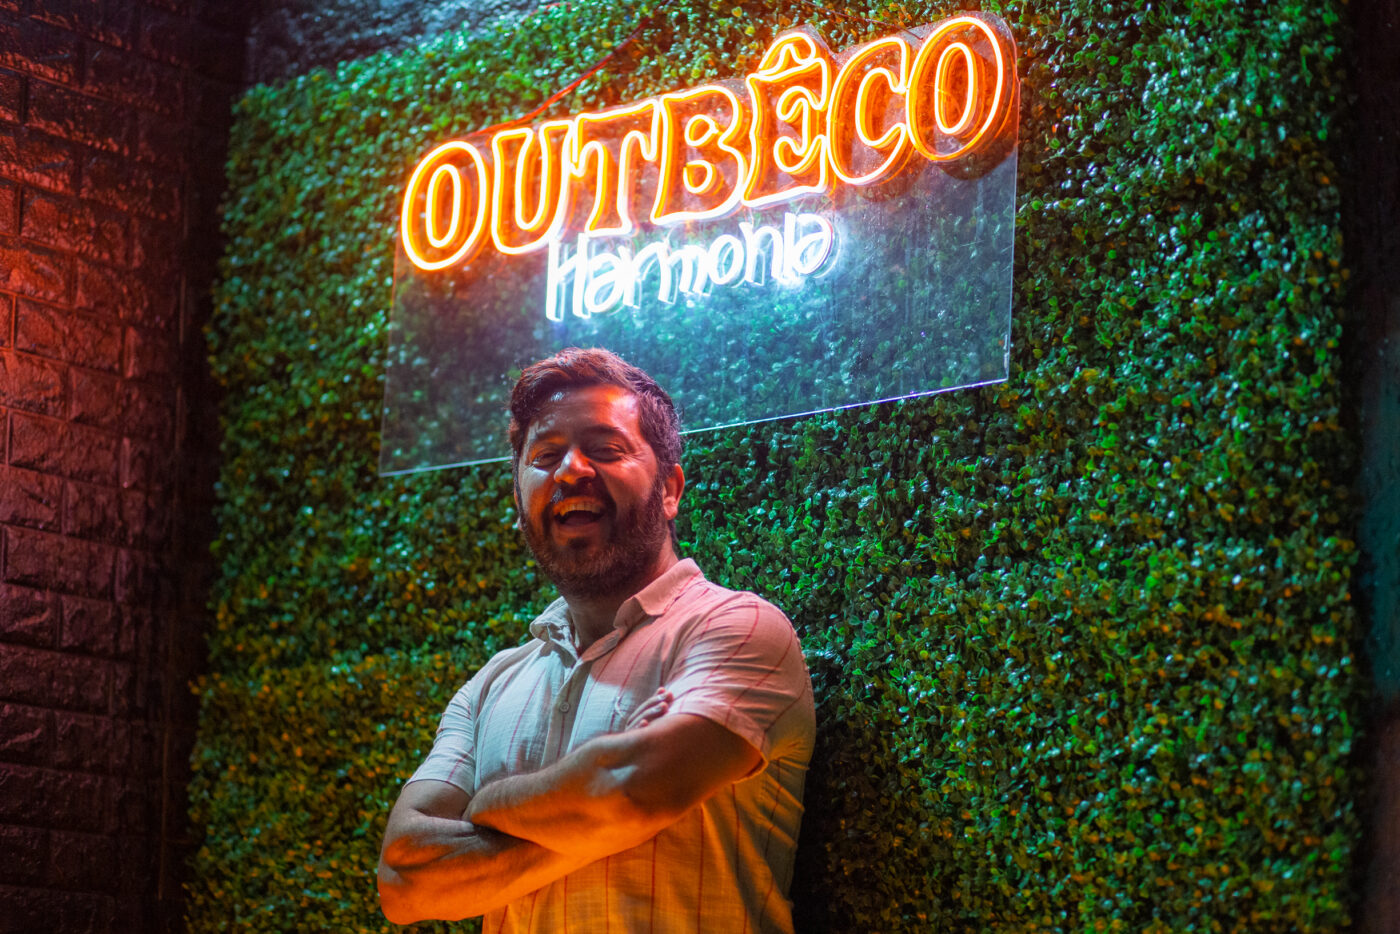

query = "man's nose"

[{"left": 554, "top": 447, "right": 595, "bottom": 484}]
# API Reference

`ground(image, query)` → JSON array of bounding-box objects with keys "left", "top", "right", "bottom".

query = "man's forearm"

[
  {"left": 467, "top": 730, "right": 679, "bottom": 859},
  {"left": 377, "top": 810, "right": 590, "bottom": 924}
]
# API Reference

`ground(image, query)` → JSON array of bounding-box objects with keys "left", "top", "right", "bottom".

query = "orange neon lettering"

[
  {"left": 490, "top": 121, "right": 571, "bottom": 255},
  {"left": 401, "top": 15, "right": 1016, "bottom": 273},
  {"left": 826, "top": 36, "right": 914, "bottom": 187},
  {"left": 907, "top": 16, "right": 1010, "bottom": 163},
  {"left": 743, "top": 32, "right": 833, "bottom": 209},
  {"left": 933, "top": 41, "right": 977, "bottom": 135},
  {"left": 401, "top": 140, "right": 490, "bottom": 271},
  {"left": 651, "top": 85, "right": 749, "bottom": 226},
  {"left": 565, "top": 100, "right": 659, "bottom": 236}
]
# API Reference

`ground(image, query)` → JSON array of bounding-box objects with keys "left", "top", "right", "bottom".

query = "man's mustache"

[{"left": 550, "top": 480, "right": 613, "bottom": 510}]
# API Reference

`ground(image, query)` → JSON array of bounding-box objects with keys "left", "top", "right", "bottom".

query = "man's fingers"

[{"left": 625, "top": 688, "right": 673, "bottom": 729}]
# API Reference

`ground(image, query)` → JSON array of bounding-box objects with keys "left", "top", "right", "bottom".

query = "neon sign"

[
  {"left": 545, "top": 211, "right": 836, "bottom": 321},
  {"left": 382, "top": 14, "right": 1018, "bottom": 473},
  {"left": 400, "top": 14, "right": 1017, "bottom": 275}
]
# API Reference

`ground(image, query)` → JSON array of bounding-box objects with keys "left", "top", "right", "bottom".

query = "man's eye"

[
  {"left": 529, "top": 450, "right": 560, "bottom": 467},
  {"left": 589, "top": 445, "right": 625, "bottom": 460}
]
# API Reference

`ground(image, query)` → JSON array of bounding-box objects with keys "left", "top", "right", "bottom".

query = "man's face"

[{"left": 514, "top": 384, "right": 683, "bottom": 599}]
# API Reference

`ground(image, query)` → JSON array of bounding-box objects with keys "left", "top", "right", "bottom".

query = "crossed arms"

[{"left": 376, "top": 702, "right": 761, "bottom": 924}]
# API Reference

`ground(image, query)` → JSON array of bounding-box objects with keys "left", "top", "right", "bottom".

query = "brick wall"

[{"left": 0, "top": 1, "right": 249, "bottom": 931}]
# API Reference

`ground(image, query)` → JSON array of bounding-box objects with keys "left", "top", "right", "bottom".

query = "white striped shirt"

[{"left": 409, "top": 559, "right": 816, "bottom": 933}]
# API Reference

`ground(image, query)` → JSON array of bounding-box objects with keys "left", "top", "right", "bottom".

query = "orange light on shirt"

[{"left": 400, "top": 13, "right": 1017, "bottom": 273}]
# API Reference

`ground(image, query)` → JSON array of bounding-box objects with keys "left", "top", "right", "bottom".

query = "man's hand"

[
  {"left": 623, "top": 687, "right": 673, "bottom": 730},
  {"left": 465, "top": 711, "right": 761, "bottom": 860},
  {"left": 377, "top": 780, "right": 591, "bottom": 924}
]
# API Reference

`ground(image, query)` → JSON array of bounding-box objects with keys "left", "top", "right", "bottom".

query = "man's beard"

[{"left": 520, "top": 473, "right": 671, "bottom": 601}]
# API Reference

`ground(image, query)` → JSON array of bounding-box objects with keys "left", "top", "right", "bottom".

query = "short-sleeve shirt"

[{"left": 409, "top": 559, "right": 816, "bottom": 934}]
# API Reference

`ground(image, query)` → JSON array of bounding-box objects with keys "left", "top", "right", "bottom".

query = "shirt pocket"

[{"left": 570, "top": 679, "right": 659, "bottom": 741}]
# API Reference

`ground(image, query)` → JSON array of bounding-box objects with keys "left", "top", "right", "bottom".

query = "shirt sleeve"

[
  {"left": 406, "top": 680, "right": 477, "bottom": 794},
  {"left": 662, "top": 594, "right": 815, "bottom": 765}
]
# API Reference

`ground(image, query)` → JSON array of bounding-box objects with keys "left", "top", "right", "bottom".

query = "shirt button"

[{"left": 558, "top": 701, "right": 571, "bottom": 712}]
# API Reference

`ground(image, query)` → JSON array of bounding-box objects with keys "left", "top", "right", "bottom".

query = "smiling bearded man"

[
  {"left": 514, "top": 427, "right": 671, "bottom": 600},
  {"left": 378, "top": 347, "right": 816, "bottom": 934}
]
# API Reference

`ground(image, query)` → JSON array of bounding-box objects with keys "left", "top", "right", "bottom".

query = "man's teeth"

[{"left": 555, "top": 501, "right": 605, "bottom": 523}]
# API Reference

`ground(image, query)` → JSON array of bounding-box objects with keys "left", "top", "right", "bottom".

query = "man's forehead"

[{"left": 526, "top": 384, "right": 643, "bottom": 437}]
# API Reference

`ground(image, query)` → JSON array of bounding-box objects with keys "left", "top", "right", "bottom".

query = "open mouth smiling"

[{"left": 552, "top": 497, "right": 608, "bottom": 527}]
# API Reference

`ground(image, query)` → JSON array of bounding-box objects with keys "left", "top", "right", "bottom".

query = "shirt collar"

[
  {"left": 528, "top": 597, "right": 572, "bottom": 644},
  {"left": 526, "top": 559, "right": 706, "bottom": 645},
  {"left": 621, "top": 558, "right": 705, "bottom": 624}
]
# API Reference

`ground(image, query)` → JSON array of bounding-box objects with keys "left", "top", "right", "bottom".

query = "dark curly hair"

[{"left": 508, "top": 347, "right": 683, "bottom": 478}]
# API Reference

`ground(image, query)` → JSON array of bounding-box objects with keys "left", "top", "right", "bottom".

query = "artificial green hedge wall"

[{"left": 190, "top": 0, "right": 1361, "bottom": 931}]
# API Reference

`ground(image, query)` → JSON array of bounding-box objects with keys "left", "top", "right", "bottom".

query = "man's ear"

[{"left": 662, "top": 463, "right": 685, "bottom": 520}]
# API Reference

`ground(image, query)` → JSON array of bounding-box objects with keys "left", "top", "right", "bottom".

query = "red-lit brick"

[
  {"left": 47, "top": 829, "right": 118, "bottom": 893},
  {"left": 9, "top": 410, "right": 68, "bottom": 473},
  {"left": 115, "top": 604, "right": 144, "bottom": 660},
  {"left": 114, "top": 548, "right": 154, "bottom": 605},
  {"left": 122, "top": 323, "right": 173, "bottom": 380},
  {"left": 135, "top": 109, "right": 185, "bottom": 170},
  {"left": 51, "top": 652, "right": 112, "bottom": 714},
  {"left": 0, "top": 67, "right": 21, "bottom": 124},
  {"left": 0, "top": 124, "right": 79, "bottom": 195},
  {"left": 0, "top": 703, "right": 49, "bottom": 766},
  {"left": 62, "top": 479, "right": 122, "bottom": 547},
  {"left": 0, "top": 583, "right": 57, "bottom": 649},
  {"left": 129, "top": 209, "right": 182, "bottom": 264},
  {"left": 61, "top": 422, "right": 121, "bottom": 486},
  {"left": 0, "top": 463, "right": 62, "bottom": 530},
  {"left": 109, "top": 657, "right": 135, "bottom": 718},
  {"left": 84, "top": 45, "right": 183, "bottom": 117},
  {"left": 51, "top": 711, "right": 113, "bottom": 771},
  {"left": 0, "top": 179, "right": 18, "bottom": 235},
  {"left": 0, "top": 763, "right": 109, "bottom": 828},
  {"left": 20, "top": 190, "right": 129, "bottom": 266},
  {"left": 0, "top": 17, "right": 81, "bottom": 85},
  {"left": 31, "top": 0, "right": 137, "bottom": 50},
  {"left": 81, "top": 150, "right": 180, "bottom": 221},
  {"left": 118, "top": 435, "right": 166, "bottom": 491},
  {"left": 0, "top": 349, "right": 65, "bottom": 416},
  {"left": 69, "top": 368, "right": 122, "bottom": 432},
  {"left": 0, "top": 884, "right": 115, "bottom": 933},
  {"left": 4, "top": 526, "right": 116, "bottom": 599},
  {"left": 137, "top": 7, "right": 191, "bottom": 67},
  {"left": 0, "top": 235, "right": 72, "bottom": 302},
  {"left": 0, "top": 644, "right": 53, "bottom": 706},
  {"left": 0, "top": 824, "right": 49, "bottom": 886},
  {"left": 119, "top": 487, "right": 147, "bottom": 548},
  {"left": 15, "top": 299, "right": 123, "bottom": 372},
  {"left": 28, "top": 80, "right": 134, "bottom": 157},
  {"left": 121, "top": 380, "right": 172, "bottom": 441},
  {"left": 58, "top": 594, "right": 118, "bottom": 657},
  {"left": 74, "top": 258, "right": 142, "bottom": 320}
]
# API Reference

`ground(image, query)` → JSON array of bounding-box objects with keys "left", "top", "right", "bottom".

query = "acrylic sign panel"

[{"left": 381, "top": 13, "right": 1019, "bottom": 474}]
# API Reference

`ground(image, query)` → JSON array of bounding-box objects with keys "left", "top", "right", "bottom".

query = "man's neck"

[{"left": 564, "top": 549, "right": 679, "bottom": 651}]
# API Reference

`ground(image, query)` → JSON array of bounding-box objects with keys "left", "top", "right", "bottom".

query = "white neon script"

[
  {"left": 400, "top": 14, "right": 1016, "bottom": 273},
  {"left": 546, "top": 212, "right": 837, "bottom": 321}
]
